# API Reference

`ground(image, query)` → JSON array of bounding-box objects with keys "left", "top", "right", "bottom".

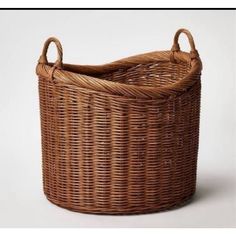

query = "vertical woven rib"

[
  {"left": 82, "top": 93, "right": 94, "bottom": 207},
  {"left": 110, "top": 99, "right": 129, "bottom": 209},
  {"left": 93, "top": 95, "right": 111, "bottom": 208}
]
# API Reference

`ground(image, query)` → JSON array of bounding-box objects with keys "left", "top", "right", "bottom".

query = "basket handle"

[
  {"left": 38, "top": 37, "right": 63, "bottom": 69},
  {"left": 171, "top": 28, "right": 199, "bottom": 60}
]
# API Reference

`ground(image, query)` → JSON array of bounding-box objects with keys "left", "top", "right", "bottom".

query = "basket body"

[{"left": 37, "top": 29, "right": 202, "bottom": 214}]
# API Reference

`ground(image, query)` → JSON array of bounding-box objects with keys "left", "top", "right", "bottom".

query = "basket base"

[{"left": 45, "top": 193, "right": 195, "bottom": 215}]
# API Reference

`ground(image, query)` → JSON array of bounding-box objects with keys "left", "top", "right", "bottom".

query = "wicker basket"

[{"left": 36, "top": 28, "right": 202, "bottom": 215}]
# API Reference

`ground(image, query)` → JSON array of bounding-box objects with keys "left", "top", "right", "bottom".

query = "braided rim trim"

[{"left": 36, "top": 50, "right": 202, "bottom": 99}]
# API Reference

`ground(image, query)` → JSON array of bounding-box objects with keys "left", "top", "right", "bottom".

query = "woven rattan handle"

[
  {"left": 38, "top": 37, "right": 63, "bottom": 69},
  {"left": 171, "top": 29, "right": 199, "bottom": 60}
]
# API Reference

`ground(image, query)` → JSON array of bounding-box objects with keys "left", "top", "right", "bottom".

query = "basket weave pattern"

[{"left": 37, "top": 29, "right": 202, "bottom": 214}]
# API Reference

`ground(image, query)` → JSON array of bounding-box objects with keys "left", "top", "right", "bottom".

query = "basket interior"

[{"left": 97, "top": 61, "right": 191, "bottom": 87}]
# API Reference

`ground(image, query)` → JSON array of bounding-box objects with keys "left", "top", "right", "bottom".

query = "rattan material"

[{"left": 36, "top": 29, "right": 202, "bottom": 215}]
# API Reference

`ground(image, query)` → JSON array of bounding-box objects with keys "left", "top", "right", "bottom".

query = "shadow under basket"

[{"left": 36, "top": 28, "right": 202, "bottom": 215}]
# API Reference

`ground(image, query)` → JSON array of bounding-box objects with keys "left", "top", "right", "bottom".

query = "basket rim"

[{"left": 36, "top": 50, "right": 202, "bottom": 99}]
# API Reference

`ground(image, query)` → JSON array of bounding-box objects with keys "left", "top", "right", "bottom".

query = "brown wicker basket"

[{"left": 36, "top": 28, "right": 202, "bottom": 215}]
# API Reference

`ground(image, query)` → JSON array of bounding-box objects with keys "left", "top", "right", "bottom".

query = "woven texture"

[{"left": 36, "top": 29, "right": 202, "bottom": 214}]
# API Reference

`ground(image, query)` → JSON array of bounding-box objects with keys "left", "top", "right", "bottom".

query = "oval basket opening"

[{"left": 97, "top": 61, "right": 191, "bottom": 87}]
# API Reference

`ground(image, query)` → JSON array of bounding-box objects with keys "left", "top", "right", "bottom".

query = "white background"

[{"left": 0, "top": 10, "right": 235, "bottom": 227}]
